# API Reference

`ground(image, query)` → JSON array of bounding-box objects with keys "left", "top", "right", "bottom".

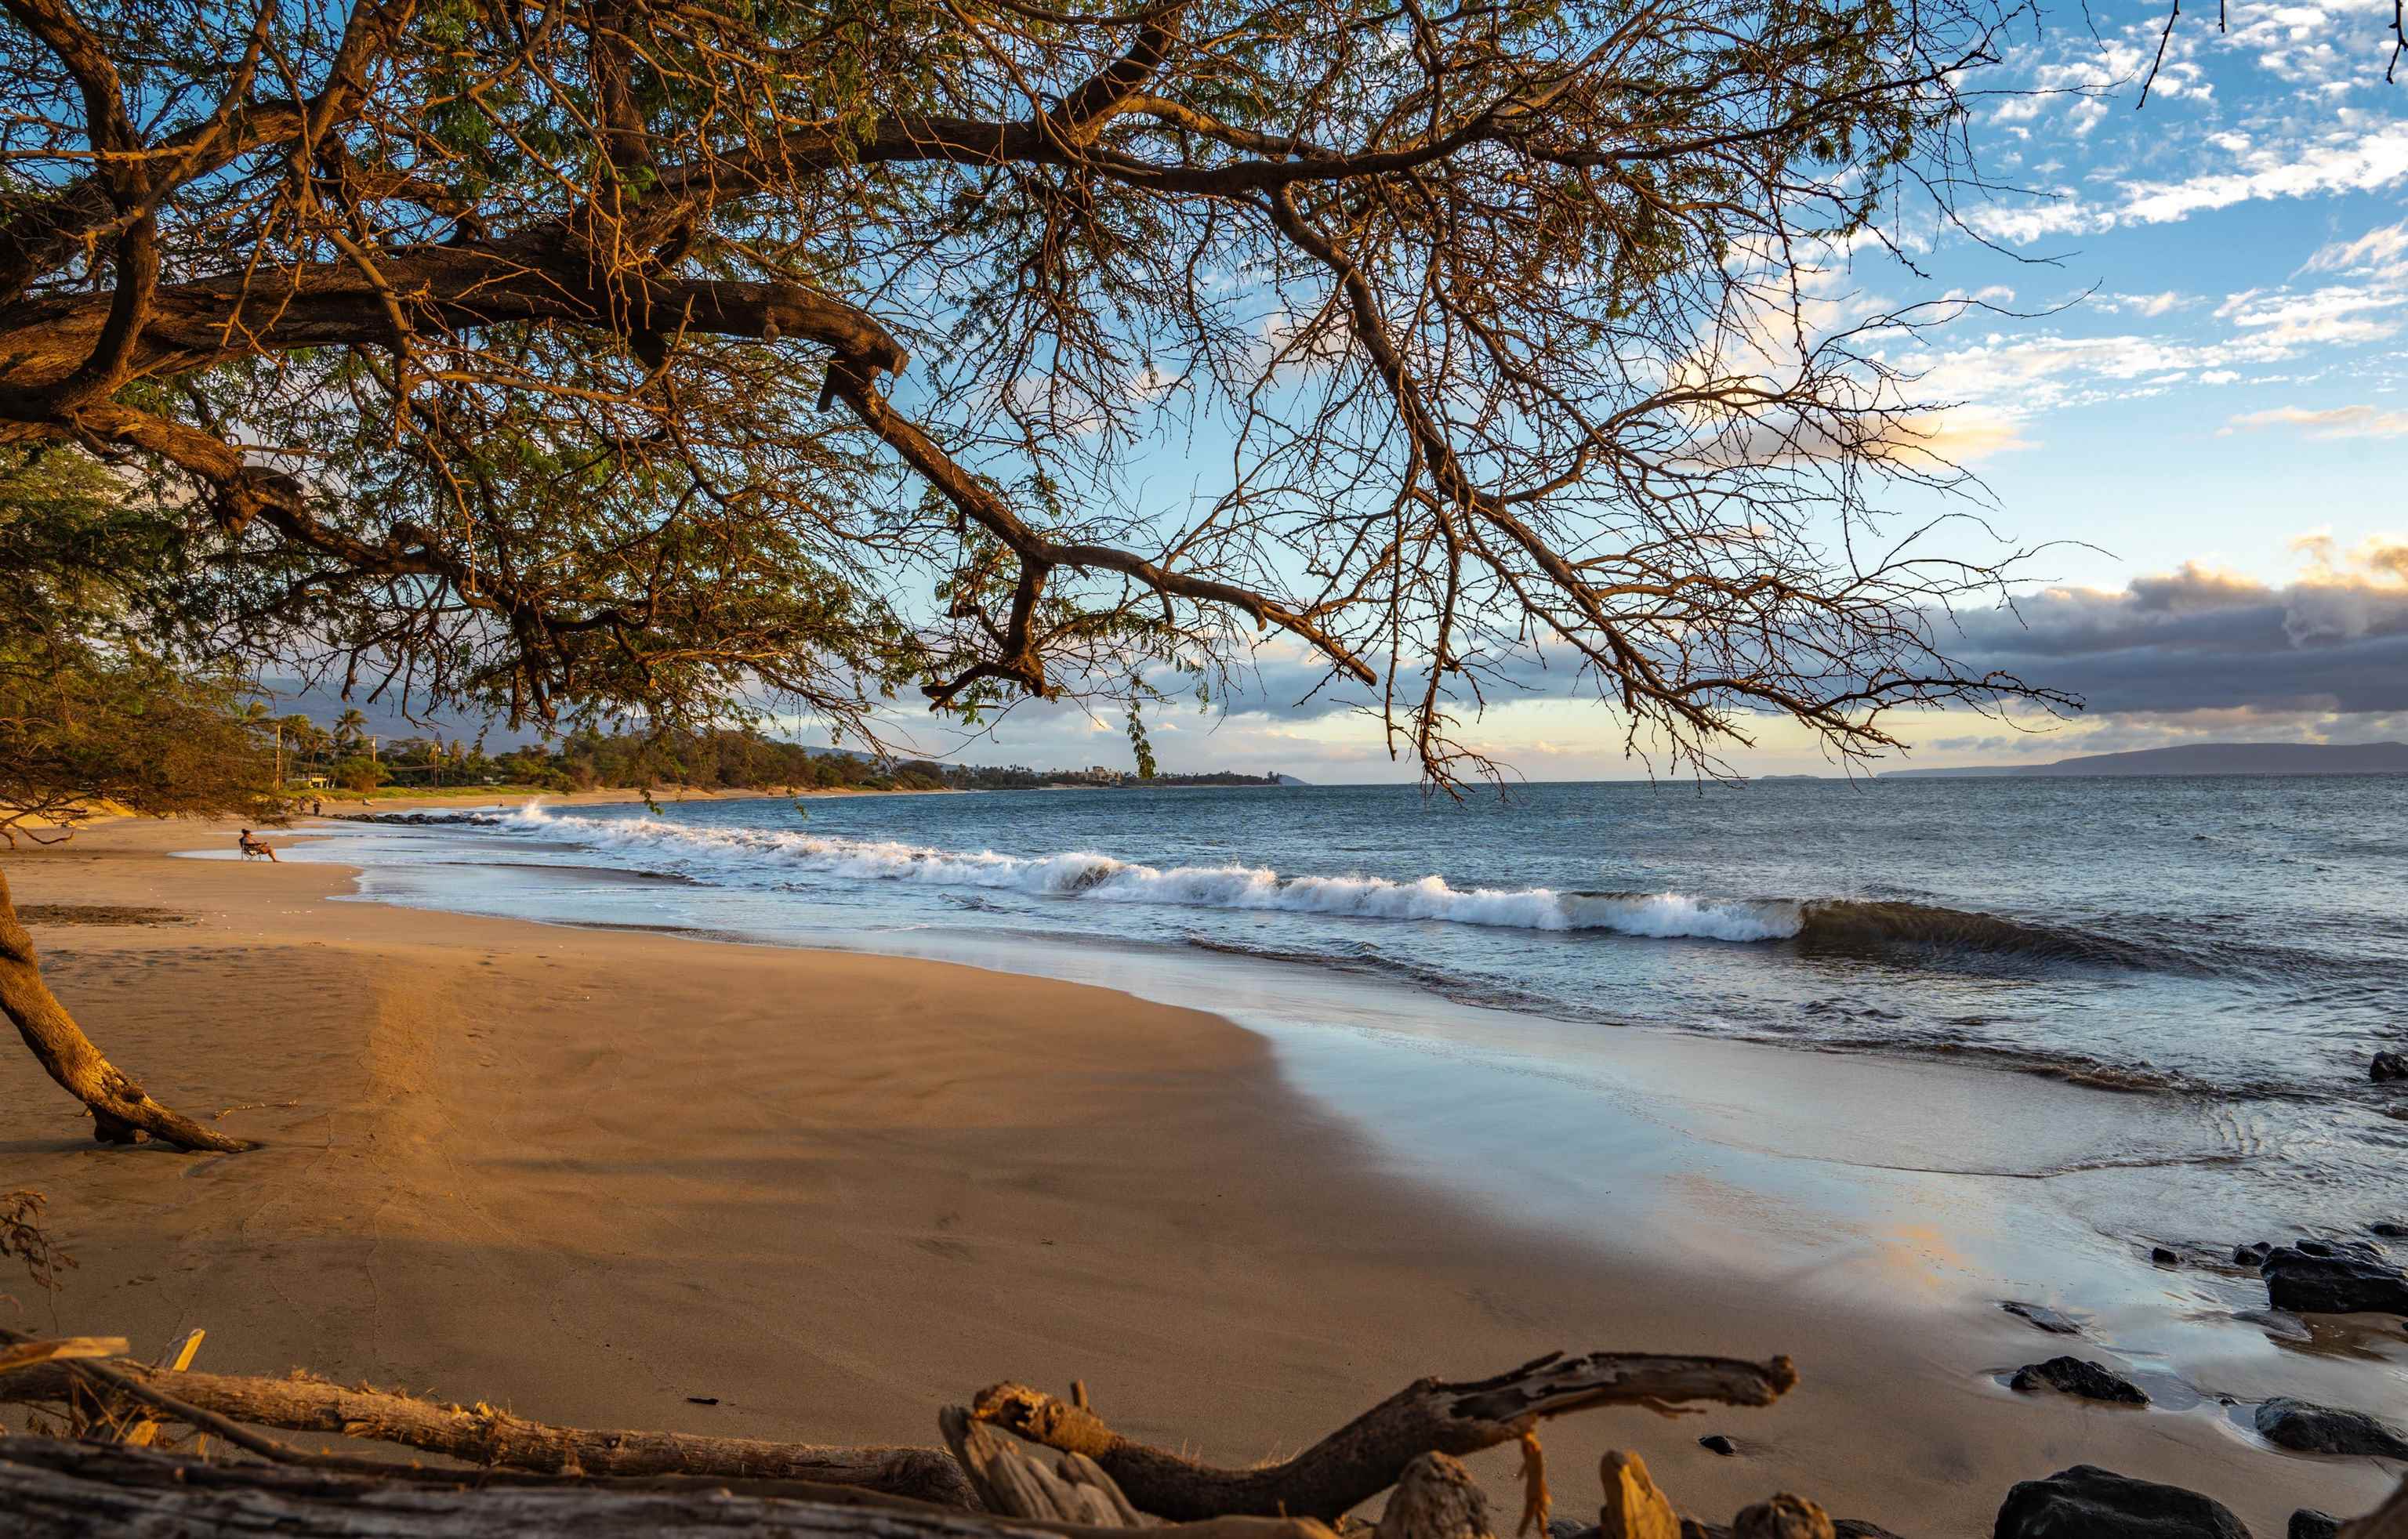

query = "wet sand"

[{"left": 1, "top": 818, "right": 2397, "bottom": 1534}]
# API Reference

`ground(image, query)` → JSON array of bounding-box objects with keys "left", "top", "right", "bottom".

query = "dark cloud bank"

[{"left": 1944, "top": 545, "right": 2408, "bottom": 725}]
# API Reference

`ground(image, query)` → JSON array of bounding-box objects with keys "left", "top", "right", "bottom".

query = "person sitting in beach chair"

[{"left": 237, "top": 829, "right": 280, "bottom": 863}]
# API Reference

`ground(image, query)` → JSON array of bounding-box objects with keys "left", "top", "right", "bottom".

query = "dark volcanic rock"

[
  {"left": 2009, "top": 1356, "right": 2151, "bottom": 1406},
  {"left": 2287, "top": 1512, "right": 2337, "bottom": 1539},
  {"left": 2254, "top": 1396, "right": 2408, "bottom": 1458},
  {"left": 2292, "top": 1237, "right": 2381, "bottom": 1258},
  {"left": 1698, "top": 1433, "right": 1738, "bottom": 1456},
  {"left": 2374, "top": 1051, "right": 2408, "bottom": 1082},
  {"left": 2371, "top": 1222, "right": 2408, "bottom": 1239},
  {"left": 2236, "top": 1241, "right": 2273, "bottom": 1267},
  {"left": 1993, "top": 1466, "right": 2249, "bottom": 1539},
  {"left": 2001, "top": 1301, "right": 2083, "bottom": 1335},
  {"left": 2259, "top": 1242, "right": 2408, "bottom": 1315},
  {"left": 2151, "top": 1246, "right": 2180, "bottom": 1266}
]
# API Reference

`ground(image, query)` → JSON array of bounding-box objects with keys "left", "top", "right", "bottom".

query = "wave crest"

[
  {"left": 503, "top": 802, "right": 1795, "bottom": 941},
  {"left": 497, "top": 802, "right": 2166, "bottom": 965}
]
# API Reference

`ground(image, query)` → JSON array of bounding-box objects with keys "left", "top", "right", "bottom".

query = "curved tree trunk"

[{"left": 0, "top": 865, "right": 256, "bottom": 1152}]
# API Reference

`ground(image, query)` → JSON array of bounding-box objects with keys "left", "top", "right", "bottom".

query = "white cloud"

[
  {"left": 2117, "top": 129, "right": 2408, "bottom": 226},
  {"left": 2098, "top": 291, "right": 2192, "bottom": 317},
  {"left": 2225, "top": 403, "right": 2408, "bottom": 437},
  {"left": 2304, "top": 219, "right": 2408, "bottom": 274}
]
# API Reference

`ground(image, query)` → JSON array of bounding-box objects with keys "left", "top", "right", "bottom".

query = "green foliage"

[
  {"left": 0, "top": 451, "right": 283, "bottom": 845},
  {"left": 1126, "top": 704, "right": 1159, "bottom": 781},
  {"left": 0, "top": 644, "right": 284, "bottom": 844},
  {"left": 358, "top": 724, "right": 1278, "bottom": 795},
  {"left": 332, "top": 756, "right": 392, "bottom": 793}
]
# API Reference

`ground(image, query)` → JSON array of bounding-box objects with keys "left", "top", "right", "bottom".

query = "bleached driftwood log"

[
  {"left": 0, "top": 1436, "right": 1340, "bottom": 1539},
  {"left": 941, "top": 1405, "right": 1151, "bottom": 1526},
  {"left": 0, "top": 1358, "right": 975, "bottom": 1505},
  {"left": 971, "top": 1352, "right": 1799, "bottom": 1522},
  {"left": 0, "top": 1337, "right": 125, "bottom": 1375}
]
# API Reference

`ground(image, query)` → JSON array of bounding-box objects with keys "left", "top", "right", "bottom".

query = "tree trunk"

[
  {"left": 0, "top": 865, "right": 256, "bottom": 1152},
  {"left": 0, "top": 1359, "right": 972, "bottom": 1505},
  {"left": 0, "top": 1436, "right": 1342, "bottom": 1539},
  {"left": 969, "top": 1352, "right": 1799, "bottom": 1523}
]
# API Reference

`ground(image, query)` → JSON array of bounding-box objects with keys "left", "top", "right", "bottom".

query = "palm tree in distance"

[{"left": 333, "top": 709, "right": 367, "bottom": 753}]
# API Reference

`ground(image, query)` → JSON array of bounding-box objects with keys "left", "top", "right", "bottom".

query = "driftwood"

[
  {"left": 0, "top": 1356, "right": 976, "bottom": 1505},
  {"left": 1376, "top": 1454, "right": 1496, "bottom": 1539},
  {"left": 941, "top": 1406, "right": 1151, "bottom": 1526},
  {"left": 2350, "top": 1481, "right": 2408, "bottom": 1539},
  {"left": 0, "top": 1436, "right": 1341, "bottom": 1539},
  {"left": 0, "top": 1336, "right": 125, "bottom": 1376},
  {"left": 971, "top": 1352, "right": 1799, "bottom": 1523}
]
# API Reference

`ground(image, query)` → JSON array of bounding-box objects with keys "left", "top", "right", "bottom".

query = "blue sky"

[{"left": 873, "top": 0, "right": 2408, "bottom": 784}]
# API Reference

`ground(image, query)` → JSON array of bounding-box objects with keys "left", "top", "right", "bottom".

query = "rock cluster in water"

[
  {"left": 2007, "top": 1356, "right": 2150, "bottom": 1406},
  {"left": 2374, "top": 1050, "right": 2407, "bottom": 1081},
  {"left": 2254, "top": 1396, "right": 2408, "bottom": 1458},
  {"left": 2254, "top": 1238, "right": 2408, "bottom": 1315}
]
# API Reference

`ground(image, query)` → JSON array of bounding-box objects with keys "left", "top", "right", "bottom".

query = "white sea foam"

[{"left": 501, "top": 802, "right": 1801, "bottom": 942}]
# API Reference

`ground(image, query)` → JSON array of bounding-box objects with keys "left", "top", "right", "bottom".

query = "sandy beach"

[{"left": 2, "top": 815, "right": 2396, "bottom": 1535}]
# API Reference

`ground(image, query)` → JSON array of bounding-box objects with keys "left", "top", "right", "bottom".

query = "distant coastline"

[{"left": 1882, "top": 740, "right": 2408, "bottom": 780}]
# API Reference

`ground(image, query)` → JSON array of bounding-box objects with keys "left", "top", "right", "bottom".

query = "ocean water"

[{"left": 293, "top": 775, "right": 2408, "bottom": 1228}]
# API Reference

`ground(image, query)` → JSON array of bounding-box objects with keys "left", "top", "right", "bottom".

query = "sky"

[
  {"left": 299, "top": 4, "right": 2405, "bottom": 784},
  {"left": 862, "top": 0, "right": 2408, "bottom": 784}
]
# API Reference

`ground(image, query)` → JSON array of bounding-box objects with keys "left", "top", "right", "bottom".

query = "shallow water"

[{"left": 283, "top": 773, "right": 2408, "bottom": 1234}]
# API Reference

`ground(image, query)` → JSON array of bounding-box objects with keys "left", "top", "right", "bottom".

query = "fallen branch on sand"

[
  {"left": 0, "top": 1435, "right": 1335, "bottom": 1539},
  {"left": 0, "top": 1338, "right": 1798, "bottom": 1536},
  {"left": 968, "top": 1352, "right": 1799, "bottom": 1522},
  {"left": 0, "top": 1355, "right": 974, "bottom": 1505},
  {"left": 2, "top": 1331, "right": 2398, "bottom": 1539}
]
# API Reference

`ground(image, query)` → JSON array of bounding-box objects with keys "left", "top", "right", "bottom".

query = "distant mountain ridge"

[{"left": 1884, "top": 741, "right": 2408, "bottom": 779}]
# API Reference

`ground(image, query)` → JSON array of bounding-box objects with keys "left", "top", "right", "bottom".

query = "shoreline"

[{"left": 3, "top": 817, "right": 2400, "bottom": 1533}]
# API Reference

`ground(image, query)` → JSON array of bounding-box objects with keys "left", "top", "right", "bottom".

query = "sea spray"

[{"left": 501, "top": 801, "right": 1799, "bottom": 941}]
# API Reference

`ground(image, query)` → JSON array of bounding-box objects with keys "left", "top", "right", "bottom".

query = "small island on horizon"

[{"left": 1882, "top": 741, "right": 2408, "bottom": 780}]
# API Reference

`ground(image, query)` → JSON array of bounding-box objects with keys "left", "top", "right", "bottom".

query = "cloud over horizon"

[{"left": 1945, "top": 534, "right": 2408, "bottom": 730}]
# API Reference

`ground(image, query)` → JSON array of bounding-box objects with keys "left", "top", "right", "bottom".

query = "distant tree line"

[{"left": 285, "top": 725, "right": 1282, "bottom": 796}]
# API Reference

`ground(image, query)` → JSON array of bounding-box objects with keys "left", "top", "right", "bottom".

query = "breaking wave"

[{"left": 499, "top": 802, "right": 2172, "bottom": 965}]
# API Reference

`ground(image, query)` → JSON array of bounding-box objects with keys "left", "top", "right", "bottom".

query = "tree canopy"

[
  {"left": 0, "top": 0, "right": 2077, "bottom": 783},
  {"left": 0, "top": 450, "right": 281, "bottom": 845}
]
